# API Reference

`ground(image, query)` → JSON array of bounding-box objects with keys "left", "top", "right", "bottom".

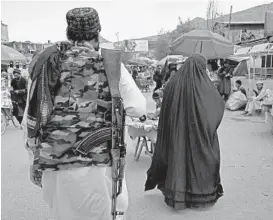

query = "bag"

[{"left": 226, "top": 91, "right": 247, "bottom": 111}]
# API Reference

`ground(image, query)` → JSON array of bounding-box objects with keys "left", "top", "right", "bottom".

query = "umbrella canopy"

[
  {"left": 157, "top": 55, "right": 184, "bottom": 66},
  {"left": 170, "top": 30, "right": 234, "bottom": 59},
  {"left": 128, "top": 57, "right": 151, "bottom": 66},
  {"left": 1, "top": 45, "right": 27, "bottom": 64}
]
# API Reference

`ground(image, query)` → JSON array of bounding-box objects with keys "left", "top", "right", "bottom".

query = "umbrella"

[
  {"left": 1, "top": 45, "right": 27, "bottom": 64},
  {"left": 157, "top": 55, "right": 184, "bottom": 66},
  {"left": 170, "top": 30, "right": 234, "bottom": 59}
]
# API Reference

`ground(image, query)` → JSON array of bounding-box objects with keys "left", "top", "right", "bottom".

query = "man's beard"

[{"left": 94, "top": 42, "right": 100, "bottom": 51}]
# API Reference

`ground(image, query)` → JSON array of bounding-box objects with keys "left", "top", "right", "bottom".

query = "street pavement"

[{"left": 1, "top": 92, "right": 273, "bottom": 220}]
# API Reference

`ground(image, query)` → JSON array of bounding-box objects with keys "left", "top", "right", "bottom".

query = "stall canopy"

[
  {"left": 248, "top": 43, "right": 273, "bottom": 55},
  {"left": 234, "top": 45, "right": 243, "bottom": 53},
  {"left": 1, "top": 45, "right": 27, "bottom": 65},
  {"left": 157, "top": 55, "right": 184, "bottom": 66},
  {"left": 227, "top": 56, "right": 249, "bottom": 76},
  {"left": 234, "top": 47, "right": 251, "bottom": 56},
  {"left": 170, "top": 30, "right": 234, "bottom": 59}
]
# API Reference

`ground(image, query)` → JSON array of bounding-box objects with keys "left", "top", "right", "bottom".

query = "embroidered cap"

[{"left": 66, "top": 7, "right": 101, "bottom": 35}]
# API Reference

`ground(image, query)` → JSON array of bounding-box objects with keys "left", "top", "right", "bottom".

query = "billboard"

[
  {"left": 265, "top": 10, "right": 273, "bottom": 37},
  {"left": 124, "top": 40, "right": 148, "bottom": 52}
]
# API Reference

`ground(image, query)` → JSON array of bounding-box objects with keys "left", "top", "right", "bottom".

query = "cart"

[
  {"left": 135, "top": 77, "right": 154, "bottom": 93},
  {"left": 128, "top": 118, "right": 158, "bottom": 161},
  {"left": 1, "top": 89, "right": 18, "bottom": 135}
]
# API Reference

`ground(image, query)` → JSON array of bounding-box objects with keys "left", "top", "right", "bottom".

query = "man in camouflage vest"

[{"left": 23, "top": 7, "right": 146, "bottom": 220}]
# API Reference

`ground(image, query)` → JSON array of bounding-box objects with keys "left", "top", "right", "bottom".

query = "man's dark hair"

[
  {"left": 66, "top": 28, "right": 99, "bottom": 42},
  {"left": 235, "top": 80, "right": 242, "bottom": 85}
]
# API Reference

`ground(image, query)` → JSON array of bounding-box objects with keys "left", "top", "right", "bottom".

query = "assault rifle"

[
  {"left": 75, "top": 48, "right": 126, "bottom": 220},
  {"left": 101, "top": 48, "right": 126, "bottom": 220}
]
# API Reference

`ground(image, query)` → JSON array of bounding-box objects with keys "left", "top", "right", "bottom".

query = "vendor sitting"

[
  {"left": 151, "top": 92, "right": 162, "bottom": 119},
  {"left": 243, "top": 81, "right": 267, "bottom": 116},
  {"left": 233, "top": 80, "right": 247, "bottom": 97},
  {"left": 262, "top": 89, "right": 273, "bottom": 122}
]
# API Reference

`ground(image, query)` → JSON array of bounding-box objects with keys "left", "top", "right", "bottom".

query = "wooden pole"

[{"left": 228, "top": 6, "right": 233, "bottom": 40}]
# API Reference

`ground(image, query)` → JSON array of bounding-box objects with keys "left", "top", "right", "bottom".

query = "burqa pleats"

[{"left": 145, "top": 54, "right": 225, "bottom": 210}]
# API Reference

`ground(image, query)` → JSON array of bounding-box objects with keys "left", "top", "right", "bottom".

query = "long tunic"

[
  {"left": 23, "top": 53, "right": 146, "bottom": 220},
  {"left": 11, "top": 77, "right": 27, "bottom": 117},
  {"left": 217, "top": 67, "right": 233, "bottom": 95},
  {"left": 145, "top": 54, "right": 225, "bottom": 210}
]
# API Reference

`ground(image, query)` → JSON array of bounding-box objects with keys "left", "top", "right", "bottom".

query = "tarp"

[
  {"left": 232, "top": 60, "right": 249, "bottom": 76},
  {"left": 226, "top": 55, "right": 249, "bottom": 77},
  {"left": 157, "top": 55, "right": 184, "bottom": 66},
  {"left": 234, "top": 47, "right": 251, "bottom": 56},
  {"left": 227, "top": 55, "right": 249, "bottom": 63},
  {"left": 248, "top": 43, "right": 273, "bottom": 54}
]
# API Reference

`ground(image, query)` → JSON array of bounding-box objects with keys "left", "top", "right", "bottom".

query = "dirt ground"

[{"left": 1, "top": 86, "right": 273, "bottom": 220}]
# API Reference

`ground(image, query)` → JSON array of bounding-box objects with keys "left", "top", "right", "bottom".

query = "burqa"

[{"left": 145, "top": 54, "right": 225, "bottom": 210}]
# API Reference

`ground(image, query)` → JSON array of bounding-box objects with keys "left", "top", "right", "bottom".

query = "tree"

[
  {"left": 155, "top": 18, "right": 196, "bottom": 60},
  {"left": 213, "top": 13, "right": 228, "bottom": 36},
  {"left": 155, "top": 29, "right": 171, "bottom": 60},
  {"left": 206, "top": 0, "right": 220, "bottom": 31}
]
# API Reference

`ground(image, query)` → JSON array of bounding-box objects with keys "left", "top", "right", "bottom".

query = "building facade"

[
  {"left": 1, "top": 21, "right": 9, "bottom": 42},
  {"left": 214, "top": 21, "right": 265, "bottom": 44}
]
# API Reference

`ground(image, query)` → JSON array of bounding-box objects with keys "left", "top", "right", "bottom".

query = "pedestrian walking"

[
  {"left": 23, "top": 7, "right": 146, "bottom": 220},
  {"left": 145, "top": 54, "right": 225, "bottom": 210}
]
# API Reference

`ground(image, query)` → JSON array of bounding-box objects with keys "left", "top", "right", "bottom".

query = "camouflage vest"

[{"left": 34, "top": 44, "right": 112, "bottom": 171}]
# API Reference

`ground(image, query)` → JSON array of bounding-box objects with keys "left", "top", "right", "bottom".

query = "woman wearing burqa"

[{"left": 145, "top": 54, "right": 225, "bottom": 210}]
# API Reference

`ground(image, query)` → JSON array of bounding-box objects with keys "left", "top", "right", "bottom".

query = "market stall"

[
  {"left": 248, "top": 43, "right": 273, "bottom": 80},
  {"left": 128, "top": 117, "right": 158, "bottom": 161}
]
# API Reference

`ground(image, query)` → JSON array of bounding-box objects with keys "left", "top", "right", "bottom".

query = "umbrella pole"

[{"left": 200, "top": 41, "right": 203, "bottom": 53}]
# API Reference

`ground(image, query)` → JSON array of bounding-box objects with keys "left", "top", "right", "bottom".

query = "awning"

[
  {"left": 234, "top": 47, "right": 251, "bottom": 56},
  {"left": 248, "top": 43, "right": 273, "bottom": 54},
  {"left": 227, "top": 55, "right": 249, "bottom": 63}
]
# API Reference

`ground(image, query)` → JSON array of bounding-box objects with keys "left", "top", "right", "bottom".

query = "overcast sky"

[{"left": 1, "top": 0, "right": 272, "bottom": 43}]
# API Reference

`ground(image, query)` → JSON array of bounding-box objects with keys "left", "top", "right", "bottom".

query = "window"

[
  {"left": 261, "top": 55, "right": 273, "bottom": 68},
  {"left": 266, "top": 55, "right": 271, "bottom": 67}
]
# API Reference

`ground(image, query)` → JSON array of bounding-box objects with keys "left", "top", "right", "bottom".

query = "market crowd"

[{"left": 1, "top": 6, "right": 272, "bottom": 220}]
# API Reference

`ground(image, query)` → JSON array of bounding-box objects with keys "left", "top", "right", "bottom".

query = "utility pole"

[
  {"left": 115, "top": 32, "right": 120, "bottom": 43},
  {"left": 228, "top": 6, "right": 233, "bottom": 40}
]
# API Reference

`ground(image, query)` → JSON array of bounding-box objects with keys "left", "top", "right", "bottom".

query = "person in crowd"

[
  {"left": 217, "top": 60, "right": 233, "bottom": 102},
  {"left": 7, "top": 61, "right": 14, "bottom": 76},
  {"left": 145, "top": 54, "right": 224, "bottom": 210},
  {"left": 163, "top": 63, "right": 177, "bottom": 85},
  {"left": 22, "top": 7, "right": 146, "bottom": 220},
  {"left": 151, "top": 92, "right": 162, "bottom": 119},
  {"left": 233, "top": 79, "right": 247, "bottom": 97},
  {"left": 153, "top": 65, "right": 162, "bottom": 91},
  {"left": 132, "top": 66, "right": 138, "bottom": 81},
  {"left": 243, "top": 81, "right": 267, "bottom": 116},
  {"left": 210, "top": 59, "right": 219, "bottom": 72},
  {"left": 262, "top": 89, "right": 273, "bottom": 123},
  {"left": 15, "top": 62, "right": 20, "bottom": 69},
  {"left": 1, "top": 69, "right": 8, "bottom": 87},
  {"left": 10, "top": 69, "right": 27, "bottom": 124},
  {"left": 21, "top": 64, "right": 29, "bottom": 79}
]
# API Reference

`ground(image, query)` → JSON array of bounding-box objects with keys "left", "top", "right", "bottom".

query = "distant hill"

[{"left": 100, "top": 36, "right": 110, "bottom": 43}]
